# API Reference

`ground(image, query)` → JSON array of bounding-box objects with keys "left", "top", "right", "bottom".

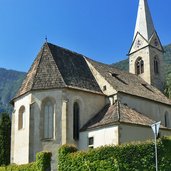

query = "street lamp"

[{"left": 151, "top": 121, "right": 161, "bottom": 171}]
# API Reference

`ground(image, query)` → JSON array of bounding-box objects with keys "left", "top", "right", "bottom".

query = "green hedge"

[
  {"left": 58, "top": 137, "right": 171, "bottom": 171},
  {"left": 36, "top": 152, "right": 52, "bottom": 171},
  {"left": 0, "top": 151, "right": 52, "bottom": 171}
]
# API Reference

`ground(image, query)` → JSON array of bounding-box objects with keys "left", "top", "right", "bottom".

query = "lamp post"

[{"left": 151, "top": 121, "right": 161, "bottom": 171}]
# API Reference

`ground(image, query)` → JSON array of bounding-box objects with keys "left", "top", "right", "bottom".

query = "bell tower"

[{"left": 128, "top": 0, "right": 164, "bottom": 91}]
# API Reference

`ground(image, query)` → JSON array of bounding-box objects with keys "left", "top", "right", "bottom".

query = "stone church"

[{"left": 10, "top": 0, "right": 171, "bottom": 170}]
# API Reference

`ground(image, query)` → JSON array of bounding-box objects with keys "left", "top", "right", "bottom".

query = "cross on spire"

[{"left": 45, "top": 35, "right": 48, "bottom": 43}]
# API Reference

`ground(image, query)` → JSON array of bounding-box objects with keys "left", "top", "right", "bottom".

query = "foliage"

[
  {"left": 112, "top": 58, "right": 129, "bottom": 71},
  {"left": 164, "top": 73, "right": 171, "bottom": 98},
  {"left": 0, "top": 151, "right": 52, "bottom": 171},
  {"left": 58, "top": 137, "right": 171, "bottom": 171},
  {"left": 0, "top": 68, "right": 25, "bottom": 114},
  {"left": 36, "top": 152, "right": 52, "bottom": 171},
  {"left": 0, "top": 113, "right": 11, "bottom": 166},
  {"left": 0, "top": 163, "right": 37, "bottom": 171}
]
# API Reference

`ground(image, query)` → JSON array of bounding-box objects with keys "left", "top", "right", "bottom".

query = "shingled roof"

[
  {"left": 14, "top": 42, "right": 171, "bottom": 107},
  {"left": 86, "top": 58, "right": 171, "bottom": 105},
  {"left": 81, "top": 101, "right": 161, "bottom": 131},
  {"left": 14, "top": 43, "right": 102, "bottom": 99}
]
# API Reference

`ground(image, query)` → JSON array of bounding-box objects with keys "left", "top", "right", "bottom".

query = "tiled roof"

[
  {"left": 14, "top": 43, "right": 102, "bottom": 99},
  {"left": 86, "top": 58, "right": 171, "bottom": 105},
  {"left": 81, "top": 101, "right": 161, "bottom": 131},
  {"left": 48, "top": 43, "right": 101, "bottom": 92},
  {"left": 14, "top": 42, "right": 171, "bottom": 107}
]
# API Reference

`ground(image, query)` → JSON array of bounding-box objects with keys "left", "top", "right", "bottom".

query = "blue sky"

[{"left": 0, "top": 0, "right": 171, "bottom": 72}]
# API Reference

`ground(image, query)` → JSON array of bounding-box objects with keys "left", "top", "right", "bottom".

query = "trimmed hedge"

[
  {"left": 58, "top": 137, "right": 171, "bottom": 171},
  {"left": 0, "top": 151, "right": 52, "bottom": 171},
  {"left": 36, "top": 152, "right": 52, "bottom": 171}
]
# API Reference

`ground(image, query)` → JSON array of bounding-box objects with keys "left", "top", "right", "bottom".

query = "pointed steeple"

[
  {"left": 133, "top": 0, "right": 155, "bottom": 41},
  {"left": 129, "top": 0, "right": 164, "bottom": 91}
]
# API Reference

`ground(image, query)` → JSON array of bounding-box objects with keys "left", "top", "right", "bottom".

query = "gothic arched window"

[
  {"left": 73, "top": 102, "right": 80, "bottom": 141},
  {"left": 135, "top": 57, "right": 144, "bottom": 75},
  {"left": 154, "top": 56, "right": 159, "bottom": 74},
  {"left": 18, "top": 106, "right": 25, "bottom": 130},
  {"left": 165, "top": 112, "right": 169, "bottom": 128},
  {"left": 43, "top": 100, "right": 54, "bottom": 139}
]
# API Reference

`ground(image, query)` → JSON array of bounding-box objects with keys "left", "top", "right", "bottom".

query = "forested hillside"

[
  {"left": 113, "top": 44, "right": 171, "bottom": 76},
  {"left": 0, "top": 68, "right": 25, "bottom": 114}
]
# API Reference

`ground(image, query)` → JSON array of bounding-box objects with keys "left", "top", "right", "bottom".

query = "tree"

[
  {"left": 0, "top": 113, "right": 11, "bottom": 166},
  {"left": 164, "top": 73, "right": 171, "bottom": 99}
]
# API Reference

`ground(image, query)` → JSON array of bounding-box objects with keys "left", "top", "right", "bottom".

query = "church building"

[{"left": 10, "top": 0, "right": 171, "bottom": 170}]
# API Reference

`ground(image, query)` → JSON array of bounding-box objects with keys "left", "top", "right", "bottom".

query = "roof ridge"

[
  {"left": 86, "top": 57, "right": 141, "bottom": 78},
  {"left": 47, "top": 42, "right": 134, "bottom": 77},
  {"left": 46, "top": 43, "right": 67, "bottom": 86},
  {"left": 30, "top": 43, "right": 47, "bottom": 90},
  {"left": 87, "top": 57, "right": 171, "bottom": 106},
  {"left": 47, "top": 42, "right": 87, "bottom": 59}
]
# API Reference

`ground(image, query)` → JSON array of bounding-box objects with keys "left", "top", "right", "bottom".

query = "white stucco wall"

[
  {"left": 149, "top": 47, "right": 164, "bottom": 90},
  {"left": 129, "top": 47, "right": 151, "bottom": 84},
  {"left": 79, "top": 123, "right": 171, "bottom": 150},
  {"left": 31, "top": 88, "right": 105, "bottom": 171},
  {"left": 31, "top": 89, "right": 63, "bottom": 170},
  {"left": 119, "top": 124, "right": 153, "bottom": 144},
  {"left": 119, "top": 123, "right": 171, "bottom": 144},
  {"left": 12, "top": 93, "right": 32, "bottom": 164},
  {"left": 118, "top": 92, "right": 171, "bottom": 128},
  {"left": 79, "top": 126, "right": 119, "bottom": 150},
  {"left": 32, "top": 89, "right": 63, "bottom": 145},
  {"left": 12, "top": 88, "right": 105, "bottom": 170},
  {"left": 64, "top": 88, "right": 106, "bottom": 145},
  {"left": 129, "top": 37, "right": 164, "bottom": 90},
  {"left": 85, "top": 58, "right": 117, "bottom": 96}
]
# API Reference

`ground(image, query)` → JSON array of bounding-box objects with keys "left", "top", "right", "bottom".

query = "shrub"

[
  {"left": 0, "top": 163, "right": 36, "bottom": 171},
  {"left": 0, "top": 151, "right": 52, "bottom": 171},
  {"left": 58, "top": 137, "right": 171, "bottom": 171},
  {"left": 36, "top": 152, "right": 52, "bottom": 171}
]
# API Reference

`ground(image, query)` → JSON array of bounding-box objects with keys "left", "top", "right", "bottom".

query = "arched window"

[
  {"left": 165, "top": 112, "right": 169, "bottom": 127},
  {"left": 154, "top": 56, "right": 159, "bottom": 74},
  {"left": 18, "top": 106, "right": 25, "bottom": 130},
  {"left": 43, "top": 100, "right": 54, "bottom": 139},
  {"left": 73, "top": 102, "right": 80, "bottom": 141},
  {"left": 135, "top": 57, "right": 144, "bottom": 75}
]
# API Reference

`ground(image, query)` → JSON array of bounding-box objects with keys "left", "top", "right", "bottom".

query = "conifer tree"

[{"left": 0, "top": 113, "right": 11, "bottom": 166}]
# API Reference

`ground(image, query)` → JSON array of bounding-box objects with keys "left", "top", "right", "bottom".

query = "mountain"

[
  {"left": 112, "top": 44, "right": 171, "bottom": 77},
  {"left": 0, "top": 68, "right": 25, "bottom": 114}
]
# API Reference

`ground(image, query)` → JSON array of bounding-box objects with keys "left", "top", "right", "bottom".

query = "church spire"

[
  {"left": 129, "top": 0, "right": 164, "bottom": 91},
  {"left": 133, "top": 0, "right": 155, "bottom": 41}
]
